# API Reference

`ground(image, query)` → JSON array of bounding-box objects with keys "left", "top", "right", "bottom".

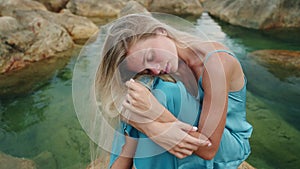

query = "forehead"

[{"left": 128, "top": 37, "right": 156, "bottom": 54}]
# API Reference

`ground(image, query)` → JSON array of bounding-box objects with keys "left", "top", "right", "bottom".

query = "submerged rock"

[
  {"left": 203, "top": 0, "right": 300, "bottom": 29},
  {"left": 0, "top": 151, "right": 37, "bottom": 169},
  {"left": 248, "top": 50, "right": 300, "bottom": 80}
]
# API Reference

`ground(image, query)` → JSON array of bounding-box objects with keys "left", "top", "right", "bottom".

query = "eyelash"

[{"left": 147, "top": 51, "right": 154, "bottom": 62}]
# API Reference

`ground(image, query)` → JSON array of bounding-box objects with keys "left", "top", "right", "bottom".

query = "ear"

[{"left": 154, "top": 27, "right": 167, "bottom": 36}]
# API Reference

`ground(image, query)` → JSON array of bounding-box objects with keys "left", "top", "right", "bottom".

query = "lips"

[{"left": 165, "top": 62, "right": 170, "bottom": 73}]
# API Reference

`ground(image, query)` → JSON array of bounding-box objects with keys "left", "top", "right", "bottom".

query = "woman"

[{"left": 96, "top": 13, "right": 252, "bottom": 168}]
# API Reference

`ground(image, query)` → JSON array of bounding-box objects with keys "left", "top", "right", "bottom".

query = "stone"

[
  {"left": 34, "top": 0, "right": 69, "bottom": 12},
  {"left": 248, "top": 50, "right": 300, "bottom": 80},
  {"left": 202, "top": 0, "right": 300, "bottom": 29},
  {"left": 149, "top": 0, "right": 203, "bottom": 16},
  {"left": 0, "top": 0, "right": 47, "bottom": 16}
]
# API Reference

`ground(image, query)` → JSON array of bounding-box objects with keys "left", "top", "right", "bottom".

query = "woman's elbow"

[
  {"left": 201, "top": 151, "right": 216, "bottom": 160},
  {"left": 195, "top": 148, "right": 218, "bottom": 160}
]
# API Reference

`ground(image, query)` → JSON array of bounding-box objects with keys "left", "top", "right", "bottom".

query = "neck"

[{"left": 177, "top": 45, "right": 206, "bottom": 68}]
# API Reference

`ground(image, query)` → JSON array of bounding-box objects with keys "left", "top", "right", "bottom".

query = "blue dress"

[{"left": 110, "top": 50, "right": 253, "bottom": 169}]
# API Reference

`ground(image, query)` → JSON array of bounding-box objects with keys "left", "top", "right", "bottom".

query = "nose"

[
  {"left": 149, "top": 68, "right": 160, "bottom": 75},
  {"left": 148, "top": 64, "right": 161, "bottom": 75}
]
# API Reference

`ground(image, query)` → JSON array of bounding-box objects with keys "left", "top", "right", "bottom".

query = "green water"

[{"left": 0, "top": 13, "right": 300, "bottom": 169}]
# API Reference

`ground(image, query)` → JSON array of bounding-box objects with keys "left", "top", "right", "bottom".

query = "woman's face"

[{"left": 126, "top": 35, "right": 178, "bottom": 75}]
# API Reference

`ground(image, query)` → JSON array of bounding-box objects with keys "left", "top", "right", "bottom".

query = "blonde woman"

[{"left": 96, "top": 13, "right": 252, "bottom": 169}]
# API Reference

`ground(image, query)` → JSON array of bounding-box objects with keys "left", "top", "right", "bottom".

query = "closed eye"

[{"left": 146, "top": 49, "right": 155, "bottom": 62}]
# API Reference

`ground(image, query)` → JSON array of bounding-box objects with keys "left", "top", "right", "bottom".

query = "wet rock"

[
  {"left": 202, "top": 0, "right": 300, "bottom": 29},
  {"left": 0, "top": 151, "right": 37, "bottom": 169},
  {"left": 248, "top": 50, "right": 300, "bottom": 80}
]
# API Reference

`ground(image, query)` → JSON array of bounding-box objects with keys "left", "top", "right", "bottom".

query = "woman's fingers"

[
  {"left": 175, "top": 121, "right": 211, "bottom": 147},
  {"left": 176, "top": 120, "right": 198, "bottom": 132},
  {"left": 125, "top": 79, "right": 140, "bottom": 91},
  {"left": 169, "top": 150, "right": 189, "bottom": 159}
]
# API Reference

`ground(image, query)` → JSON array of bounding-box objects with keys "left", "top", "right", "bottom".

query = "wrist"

[{"left": 155, "top": 107, "right": 177, "bottom": 123}]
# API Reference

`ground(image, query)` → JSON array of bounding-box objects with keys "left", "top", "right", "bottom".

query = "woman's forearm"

[
  {"left": 155, "top": 107, "right": 177, "bottom": 123},
  {"left": 110, "top": 135, "right": 137, "bottom": 169}
]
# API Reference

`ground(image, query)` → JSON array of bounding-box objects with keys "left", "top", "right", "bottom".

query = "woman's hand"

[
  {"left": 122, "top": 112, "right": 211, "bottom": 159},
  {"left": 122, "top": 79, "right": 166, "bottom": 123},
  {"left": 149, "top": 120, "right": 211, "bottom": 158}
]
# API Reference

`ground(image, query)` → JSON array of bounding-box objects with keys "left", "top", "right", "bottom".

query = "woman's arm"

[
  {"left": 192, "top": 51, "right": 235, "bottom": 160},
  {"left": 110, "top": 135, "right": 137, "bottom": 169},
  {"left": 122, "top": 82, "right": 210, "bottom": 158}
]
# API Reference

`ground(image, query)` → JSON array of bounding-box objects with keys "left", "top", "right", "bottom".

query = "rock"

[
  {"left": 0, "top": 16, "right": 20, "bottom": 32},
  {"left": 66, "top": 0, "right": 126, "bottom": 18},
  {"left": 248, "top": 50, "right": 300, "bottom": 80},
  {"left": 65, "top": 0, "right": 203, "bottom": 18},
  {"left": 148, "top": 0, "right": 203, "bottom": 16},
  {"left": 0, "top": 151, "right": 37, "bottom": 169},
  {"left": 5, "top": 9, "right": 98, "bottom": 43},
  {"left": 118, "top": 0, "right": 150, "bottom": 17},
  {"left": 202, "top": 0, "right": 300, "bottom": 29},
  {"left": 0, "top": 0, "right": 47, "bottom": 16},
  {"left": 0, "top": 17, "right": 73, "bottom": 72},
  {"left": 238, "top": 161, "right": 256, "bottom": 169},
  {"left": 34, "top": 0, "right": 69, "bottom": 12},
  {"left": 0, "top": 15, "right": 76, "bottom": 97}
]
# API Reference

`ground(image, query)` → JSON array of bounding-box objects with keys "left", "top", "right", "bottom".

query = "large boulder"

[
  {"left": 202, "top": 0, "right": 300, "bottom": 29},
  {"left": 248, "top": 50, "right": 300, "bottom": 80}
]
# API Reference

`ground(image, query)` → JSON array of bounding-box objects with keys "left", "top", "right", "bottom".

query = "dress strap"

[{"left": 204, "top": 49, "right": 236, "bottom": 64}]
